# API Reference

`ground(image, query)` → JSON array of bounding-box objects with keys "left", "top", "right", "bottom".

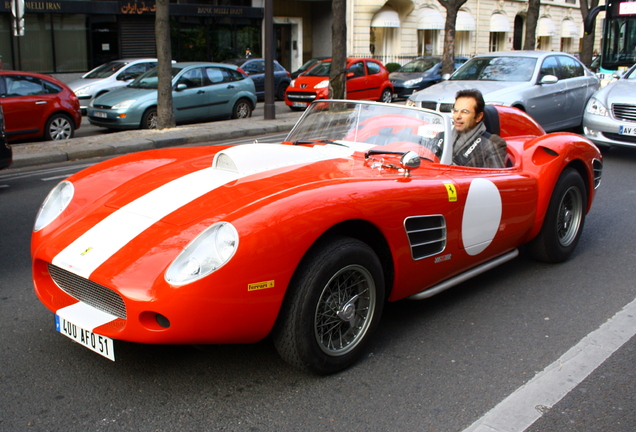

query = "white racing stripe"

[
  {"left": 462, "top": 297, "right": 636, "bottom": 432},
  {"left": 52, "top": 144, "right": 344, "bottom": 279},
  {"left": 53, "top": 166, "right": 240, "bottom": 278}
]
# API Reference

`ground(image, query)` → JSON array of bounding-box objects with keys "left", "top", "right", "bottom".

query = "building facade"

[{"left": 0, "top": 0, "right": 601, "bottom": 79}]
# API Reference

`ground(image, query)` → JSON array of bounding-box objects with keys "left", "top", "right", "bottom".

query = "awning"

[
  {"left": 417, "top": 7, "right": 444, "bottom": 30},
  {"left": 456, "top": 10, "right": 475, "bottom": 32},
  {"left": 371, "top": 5, "right": 400, "bottom": 28},
  {"left": 490, "top": 14, "right": 510, "bottom": 32},
  {"left": 561, "top": 20, "right": 580, "bottom": 38},
  {"left": 537, "top": 17, "right": 557, "bottom": 37}
]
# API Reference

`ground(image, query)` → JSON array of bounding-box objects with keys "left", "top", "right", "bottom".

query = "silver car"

[
  {"left": 583, "top": 63, "right": 636, "bottom": 148},
  {"left": 407, "top": 51, "right": 599, "bottom": 132},
  {"left": 68, "top": 59, "right": 159, "bottom": 113}
]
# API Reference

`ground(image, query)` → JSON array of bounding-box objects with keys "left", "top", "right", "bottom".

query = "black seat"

[{"left": 482, "top": 105, "right": 500, "bottom": 136}]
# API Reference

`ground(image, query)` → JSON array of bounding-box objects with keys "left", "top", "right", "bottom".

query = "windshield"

[
  {"left": 85, "top": 61, "right": 127, "bottom": 79},
  {"left": 305, "top": 61, "right": 331, "bottom": 77},
  {"left": 397, "top": 58, "right": 440, "bottom": 73},
  {"left": 128, "top": 67, "right": 181, "bottom": 89},
  {"left": 286, "top": 100, "right": 449, "bottom": 162},
  {"left": 451, "top": 56, "right": 537, "bottom": 81}
]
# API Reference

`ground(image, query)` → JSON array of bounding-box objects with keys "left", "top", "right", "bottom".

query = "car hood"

[
  {"left": 597, "top": 79, "right": 636, "bottom": 105},
  {"left": 41, "top": 143, "right": 363, "bottom": 279},
  {"left": 68, "top": 78, "right": 106, "bottom": 91},
  {"left": 410, "top": 80, "right": 530, "bottom": 103},
  {"left": 93, "top": 86, "right": 156, "bottom": 105},
  {"left": 390, "top": 72, "right": 433, "bottom": 82}
]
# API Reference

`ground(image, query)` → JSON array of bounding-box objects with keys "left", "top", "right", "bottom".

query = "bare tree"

[
  {"left": 523, "top": 0, "right": 541, "bottom": 50},
  {"left": 330, "top": 0, "right": 347, "bottom": 99},
  {"left": 155, "top": 0, "right": 175, "bottom": 129},
  {"left": 438, "top": 0, "right": 468, "bottom": 75},
  {"left": 579, "top": 0, "right": 600, "bottom": 66}
]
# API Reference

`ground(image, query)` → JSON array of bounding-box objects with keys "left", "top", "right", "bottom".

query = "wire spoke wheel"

[
  {"left": 556, "top": 185, "right": 583, "bottom": 247},
  {"left": 314, "top": 264, "right": 376, "bottom": 357}
]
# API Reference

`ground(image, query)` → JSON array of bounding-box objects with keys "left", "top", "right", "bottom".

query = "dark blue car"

[
  {"left": 390, "top": 56, "right": 467, "bottom": 100},
  {"left": 223, "top": 58, "right": 291, "bottom": 101}
]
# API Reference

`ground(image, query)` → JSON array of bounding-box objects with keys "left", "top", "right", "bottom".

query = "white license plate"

[
  {"left": 93, "top": 111, "right": 107, "bottom": 118},
  {"left": 619, "top": 125, "right": 636, "bottom": 136},
  {"left": 292, "top": 102, "right": 306, "bottom": 107},
  {"left": 56, "top": 314, "right": 115, "bottom": 361}
]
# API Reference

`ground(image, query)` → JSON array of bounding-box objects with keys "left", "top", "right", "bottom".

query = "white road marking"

[{"left": 462, "top": 296, "right": 636, "bottom": 432}]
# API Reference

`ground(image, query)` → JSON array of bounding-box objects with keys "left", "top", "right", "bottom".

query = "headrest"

[{"left": 482, "top": 105, "right": 500, "bottom": 136}]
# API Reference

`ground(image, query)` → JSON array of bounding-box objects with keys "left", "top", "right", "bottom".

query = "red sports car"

[
  {"left": 0, "top": 71, "right": 81, "bottom": 141},
  {"left": 32, "top": 101, "right": 602, "bottom": 374},
  {"left": 285, "top": 58, "right": 393, "bottom": 110}
]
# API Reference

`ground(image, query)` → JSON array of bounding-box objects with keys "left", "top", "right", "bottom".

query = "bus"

[{"left": 585, "top": 0, "right": 636, "bottom": 82}]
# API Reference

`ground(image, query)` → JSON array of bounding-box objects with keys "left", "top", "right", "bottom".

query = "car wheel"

[
  {"left": 44, "top": 114, "right": 74, "bottom": 140},
  {"left": 232, "top": 99, "right": 252, "bottom": 119},
  {"left": 141, "top": 108, "right": 157, "bottom": 129},
  {"left": 273, "top": 236, "right": 384, "bottom": 375},
  {"left": 276, "top": 82, "right": 288, "bottom": 101},
  {"left": 380, "top": 88, "right": 393, "bottom": 103},
  {"left": 528, "top": 168, "right": 587, "bottom": 263}
]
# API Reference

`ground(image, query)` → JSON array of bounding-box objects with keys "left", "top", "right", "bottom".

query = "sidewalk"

[{"left": 10, "top": 106, "right": 304, "bottom": 169}]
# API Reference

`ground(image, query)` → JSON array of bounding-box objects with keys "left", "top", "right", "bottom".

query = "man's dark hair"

[{"left": 455, "top": 89, "right": 485, "bottom": 116}]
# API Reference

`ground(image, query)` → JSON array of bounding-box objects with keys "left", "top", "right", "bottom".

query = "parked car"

[
  {"left": 68, "top": 58, "right": 160, "bottom": 114},
  {"left": 583, "top": 62, "right": 636, "bottom": 148},
  {"left": 407, "top": 51, "right": 600, "bottom": 133},
  {"left": 87, "top": 62, "right": 257, "bottom": 130},
  {"left": 0, "top": 71, "right": 81, "bottom": 141},
  {"left": 0, "top": 104, "right": 11, "bottom": 170},
  {"left": 285, "top": 58, "right": 393, "bottom": 110},
  {"left": 222, "top": 58, "right": 291, "bottom": 100},
  {"left": 390, "top": 56, "right": 467, "bottom": 100},
  {"left": 32, "top": 100, "right": 602, "bottom": 374},
  {"left": 290, "top": 56, "right": 329, "bottom": 79}
]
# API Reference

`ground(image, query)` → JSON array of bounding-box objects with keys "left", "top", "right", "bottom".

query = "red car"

[
  {"left": 0, "top": 71, "right": 81, "bottom": 141},
  {"left": 285, "top": 58, "right": 393, "bottom": 110},
  {"left": 32, "top": 101, "right": 602, "bottom": 374}
]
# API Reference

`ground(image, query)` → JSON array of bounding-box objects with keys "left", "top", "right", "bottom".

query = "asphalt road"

[{"left": 1, "top": 139, "right": 635, "bottom": 431}]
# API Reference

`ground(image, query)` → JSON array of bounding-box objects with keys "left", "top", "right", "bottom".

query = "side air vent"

[
  {"left": 593, "top": 159, "right": 603, "bottom": 189},
  {"left": 404, "top": 215, "right": 447, "bottom": 260}
]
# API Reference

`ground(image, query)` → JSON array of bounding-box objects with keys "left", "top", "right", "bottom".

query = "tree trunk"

[
  {"left": 437, "top": 0, "right": 467, "bottom": 76},
  {"left": 155, "top": 0, "right": 175, "bottom": 129},
  {"left": 579, "top": 0, "right": 600, "bottom": 66},
  {"left": 523, "top": 0, "right": 541, "bottom": 50},
  {"left": 330, "top": 0, "right": 347, "bottom": 99}
]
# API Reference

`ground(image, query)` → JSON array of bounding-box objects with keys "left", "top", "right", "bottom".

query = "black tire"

[
  {"left": 272, "top": 236, "right": 385, "bottom": 375},
  {"left": 141, "top": 107, "right": 157, "bottom": 129},
  {"left": 528, "top": 168, "right": 587, "bottom": 263},
  {"left": 380, "top": 88, "right": 393, "bottom": 103},
  {"left": 276, "top": 82, "right": 288, "bottom": 101},
  {"left": 232, "top": 99, "right": 252, "bottom": 119},
  {"left": 44, "top": 114, "right": 74, "bottom": 140}
]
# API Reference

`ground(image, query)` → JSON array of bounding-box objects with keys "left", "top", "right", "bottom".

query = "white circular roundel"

[{"left": 461, "top": 178, "right": 502, "bottom": 256}]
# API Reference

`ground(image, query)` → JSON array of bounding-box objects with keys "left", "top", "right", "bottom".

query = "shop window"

[{"left": 54, "top": 15, "right": 88, "bottom": 72}]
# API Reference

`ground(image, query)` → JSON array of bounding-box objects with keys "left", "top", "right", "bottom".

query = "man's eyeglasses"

[{"left": 452, "top": 108, "right": 473, "bottom": 115}]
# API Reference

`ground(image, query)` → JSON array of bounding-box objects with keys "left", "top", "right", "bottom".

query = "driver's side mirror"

[
  {"left": 400, "top": 151, "right": 421, "bottom": 173},
  {"left": 442, "top": 73, "right": 451, "bottom": 81},
  {"left": 175, "top": 83, "right": 188, "bottom": 91},
  {"left": 346, "top": 72, "right": 355, "bottom": 79}
]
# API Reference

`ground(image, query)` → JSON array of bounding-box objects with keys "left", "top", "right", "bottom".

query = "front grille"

[
  {"left": 417, "top": 101, "right": 453, "bottom": 112},
  {"left": 604, "top": 132, "right": 636, "bottom": 144},
  {"left": 48, "top": 264, "right": 127, "bottom": 319},
  {"left": 91, "top": 103, "right": 112, "bottom": 110},
  {"left": 612, "top": 104, "right": 636, "bottom": 122},
  {"left": 88, "top": 116, "right": 117, "bottom": 123},
  {"left": 287, "top": 92, "right": 316, "bottom": 102},
  {"left": 404, "top": 215, "right": 446, "bottom": 260}
]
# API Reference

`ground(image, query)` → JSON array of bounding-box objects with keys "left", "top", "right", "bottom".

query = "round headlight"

[
  {"left": 165, "top": 222, "right": 239, "bottom": 286},
  {"left": 34, "top": 181, "right": 74, "bottom": 232}
]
